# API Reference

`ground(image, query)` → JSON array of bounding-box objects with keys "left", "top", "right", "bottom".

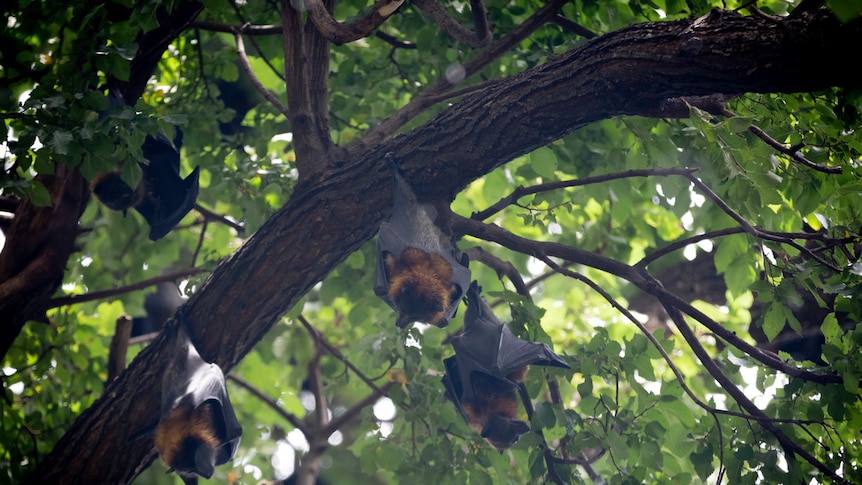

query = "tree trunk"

[{"left": 27, "top": 6, "right": 862, "bottom": 483}]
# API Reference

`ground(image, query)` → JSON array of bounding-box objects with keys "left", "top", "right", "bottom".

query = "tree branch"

[
  {"left": 233, "top": 28, "right": 291, "bottom": 119},
  {"left": 305, "top": 0, "right": 405, "bottom": 44},
  {"left": 411, "top": 0, "right": 491, "bottom": 48},
  {"left": 227, "top": 374, "right": 310, "bottom": 434},
  {"left": 45, "top": 268, "right": 206, "bottom": 309},
  {"left": 472, "top": 167, "right": 699, "bottom": 221},
  {"left": 722, "top": 107, "right": 843, "bottom": 174},
  {"left": 658, "top": 299, "right": 850, "bottom": 484}
]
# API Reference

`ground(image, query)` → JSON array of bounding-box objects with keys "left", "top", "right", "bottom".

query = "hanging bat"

[
  {"left": 441, "top": 282, "right": 570, "bottom": 451},
  {"left": 154, "top": 316, "right": 242, "bottom": 485},
  {"left": 373, "top": 155, "right": 471, "bottom": 328},
  {"left": 91, "top": 89, "right": 200, "bottom": 241},
  {"left": 450, "top": 282, "right": 570, "bottom": 389}
]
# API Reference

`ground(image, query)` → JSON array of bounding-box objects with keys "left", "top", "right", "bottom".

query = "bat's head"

[
  {"left": 482, "top": 415, "right": 530, "bottom": 452},
  {"left": 154, "top": 401, "right": 221, "bottom": 480},
  {"left": 393, "top": 283, "right": 448, "bottom": 328},
  {"left": 386, "top": 248, "right": 455, "bottom": 327},
  {"left": 91, "top": 171, "right": 142, "bottom": 212}
]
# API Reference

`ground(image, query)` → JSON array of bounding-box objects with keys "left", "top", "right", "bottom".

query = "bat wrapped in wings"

[
  {"left": 154, "top": 316, "right": 242, "bottom": 485},
  {"left": 442, "top": 282, "right": 570, "bottom": 451},
  {"left": 91, "top": 89, "right": 200, "bottom": 241},
  {"left": 374, "top": 156, "right": 471, "bottom": 328}
]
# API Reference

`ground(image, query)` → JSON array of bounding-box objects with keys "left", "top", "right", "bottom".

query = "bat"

[
  {"left": 374, "top": 155, "right": 471, "bottom": 328},
  {"left": 441, "top": 282, "right": 570, "bottom": 451},
  {"left": 154, "top": 316, "right": 242, "bottom": 485},
  {"left": 91, "top": 89, "right": 200, "bottom": 241}
]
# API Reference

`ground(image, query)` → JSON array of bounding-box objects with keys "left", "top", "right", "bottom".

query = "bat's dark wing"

[
  {"left": 161, "top": 320, "right": 243, "bottom": 464},
  {"left": 134, "top": 133, "right": 200, "bottom": 241},
  {"left": 373, "top": 158, "right": 471, "bottom": 326},
  {"left": 441, "top": 356, "right": 469, "bottom": 424},
  {"left": 450, "top": 283, "right": 569, "bottom": 402},
  {"left": 184, "top": 364, "right": 243, "bottom": 465}
]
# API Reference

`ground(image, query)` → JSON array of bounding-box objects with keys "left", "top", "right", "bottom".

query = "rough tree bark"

[{"left": 24, "top": 6, "right": 862, "bottom": 483}]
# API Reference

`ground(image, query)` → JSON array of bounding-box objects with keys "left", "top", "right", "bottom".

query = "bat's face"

[
  {"left": 481, "top": 415, "right": 530, "bottom": 452},
  {"left": 154, "top": 400, "right": 221, "bottom": 480},
  {"left": 91, "top": 171, "right": 143, "bottom": 212}
]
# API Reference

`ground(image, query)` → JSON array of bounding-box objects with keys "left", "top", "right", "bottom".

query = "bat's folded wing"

[{"left": 187, "top": 363, "right": 243, "bottom": 465}]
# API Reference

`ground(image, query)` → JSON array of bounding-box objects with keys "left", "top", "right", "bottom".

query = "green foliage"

[{"left": 3, "top": 0, "right": 862, "bottom": 484}]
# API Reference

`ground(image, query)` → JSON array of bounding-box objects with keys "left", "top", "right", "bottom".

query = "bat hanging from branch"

[
  {"left": 442, "top": 282, "right": 570, "bottom": 452},
  {"left": 153, "top": 314, "right": 242, "bottom": 485},
  {"left": 91, "top": 89, "right": 200, "bottom": 241},
  {"left": 374, "top": 154, "right": 472, "bottom": 328}
]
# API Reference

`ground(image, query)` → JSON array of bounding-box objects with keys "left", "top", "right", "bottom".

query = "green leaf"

[
  {"left": 49, "top": 130, "right": 74, "bottom": 155},
  {"left": 762, "top": 303, "right": 785, "bottom": 342},
  {"left": 529, "top": 147, "right": 557, "bottom": 179},
  {"left": 28, "top": 181, "right": 52, "bottom": 207}
]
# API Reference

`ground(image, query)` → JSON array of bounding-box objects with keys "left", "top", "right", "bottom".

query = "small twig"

[
  {"left": 463, "top": 246, "right": 529, "bottom": 295},
  {"left": 550, "top": 13, "right": 599, "bottom": 39},
  {"left": 190, "top": 20, "right": 282, "bottom": 35},
  {"left": 473, "top": 167, "right": 700, "bottom": 221},
  {"left": 128, "top": 331, "right": 160, "bottom": 346},
  {"left": 297, "top": 315, "right": 392, "bottom": 399},
  {"left": 46, "top": 268, "right": 206, "bottom": 309},
  {"left": 375, "top": 31, "right": 417, "bottom": 49},
  {"left": 190, "top": 218, "right": 208, "bottom": 268},
  {"left": 227, "top": 373, "right": 310, "bottom": 434},
  {"left": 233, "top": 27, "right": 291, "bottom": 119},
  {"left": 321, "top": 382, "right": 395, "bottom": 437},
  {"left": 412, "top": 0, "right": 491, "bottom": 48},
  {"left": 723, "top": 108, "right": 841, "bottom": 174},
  {"left": 636, "top": 227, "right": 746, "bottom": 268},
  {"left": 194, "top": 203, "right": 245, "bottom": 234}
]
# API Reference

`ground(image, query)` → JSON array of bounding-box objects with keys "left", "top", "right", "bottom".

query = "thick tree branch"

[{"left": 0, "top": 165, "right": 89, "bottom": 359}]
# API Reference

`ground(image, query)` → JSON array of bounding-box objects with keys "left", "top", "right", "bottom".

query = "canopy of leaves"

[{"left": 2, "top": 0, "right": 862, "bottom": 484}]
